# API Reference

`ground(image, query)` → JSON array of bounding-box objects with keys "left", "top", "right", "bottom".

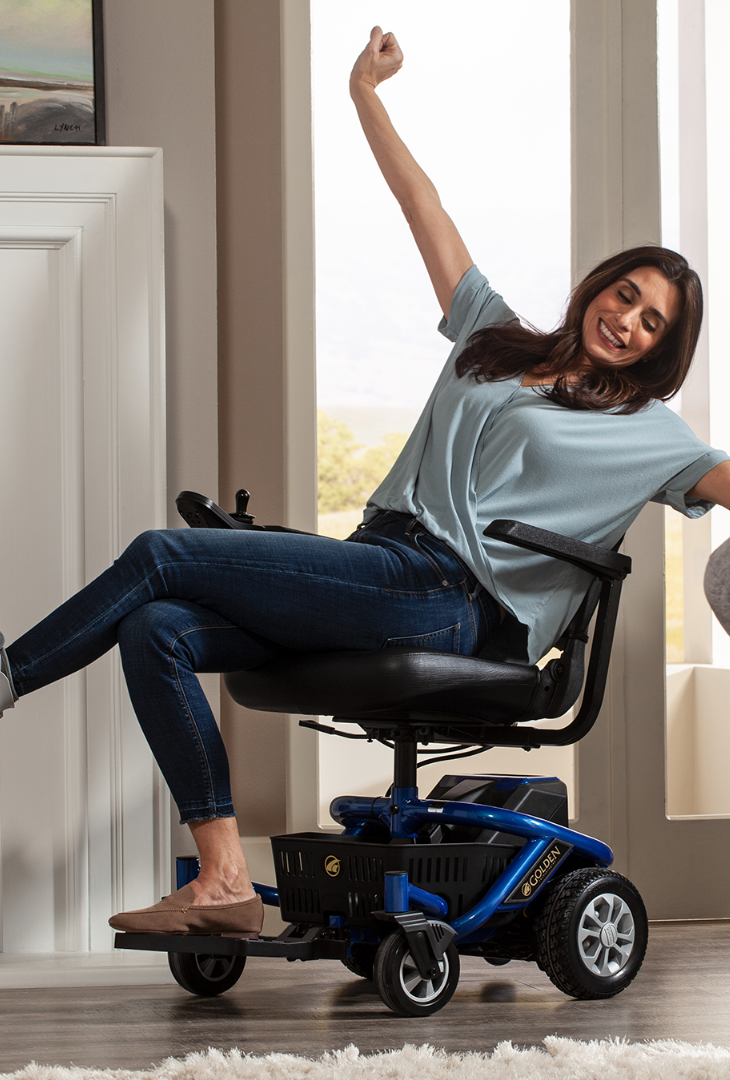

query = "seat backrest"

[
  {"left": 542, "top": 577, "right": 602, "bottom": 719},
  {"left": 482, "top": 575, "right": 625, "bottom": 749}
]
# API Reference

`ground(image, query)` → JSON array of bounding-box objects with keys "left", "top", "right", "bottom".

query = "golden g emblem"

[
  {"left": 522, "top": 881, "right": 532, "bottom": 897},
  {"left": 324, "top": 855, "right": 341, "bottom": 877}
]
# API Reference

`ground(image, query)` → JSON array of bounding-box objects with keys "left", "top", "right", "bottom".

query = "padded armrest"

[{"left": 484, "top": 520, "right": 631, "bottom": 581}]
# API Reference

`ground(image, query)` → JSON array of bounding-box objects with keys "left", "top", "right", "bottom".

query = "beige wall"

[
  {"left": 215, "top": 0, "right": 317, "bottom": 836},
  {"left": 103, "top": 0, "right": 219, "bottom": 517},
  {"left": 214, "top": 0, "right": 287, "bottom": 835}
]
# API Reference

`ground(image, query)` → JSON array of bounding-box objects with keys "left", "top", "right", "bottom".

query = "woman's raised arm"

[{"left": 350, "top": 26, "right": 473, "bottom": 318}]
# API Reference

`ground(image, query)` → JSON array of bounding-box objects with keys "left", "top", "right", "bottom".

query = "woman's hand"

[{"left": 350, "top": 26, "right": 403, "bottom": 93}]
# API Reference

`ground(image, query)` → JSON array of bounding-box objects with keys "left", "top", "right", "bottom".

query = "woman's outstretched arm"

[
  {"left": 350, "top": 26, "right": 473, "bottom": 318},
  {"left": 687, "top": 460, "right": 730, "bottom": 510}
]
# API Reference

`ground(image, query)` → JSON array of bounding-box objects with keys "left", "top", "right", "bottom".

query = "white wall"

[{"left": 667, "top": 665, "right": 730, "bottom": 817}]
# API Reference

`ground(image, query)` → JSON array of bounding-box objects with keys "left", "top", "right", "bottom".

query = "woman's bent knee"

[
  {"left": 117, "top": 599, "right": 227, "bottom": 666},
  {"left": 117, "top": 601, "right": 181, "bottom": 662},
  {"left": 120, "top": 528, "right": 175, "bottom": 567}
]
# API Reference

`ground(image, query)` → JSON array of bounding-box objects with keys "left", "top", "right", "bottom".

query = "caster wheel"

[
  {"left": 343, "top": 943, "right": 377, "bottom": 980},
  {"left": 168, "top": 951, "right": 246, "bottom": 996},
  {"left": 485, "top": 957, "right": 510, "bottom": 967},
  {"left": 373, "top": 932, "right": 460, "bottom": 1017},
  {"left": 534, "top": 867, "right": 648, "bottom": 1000}
]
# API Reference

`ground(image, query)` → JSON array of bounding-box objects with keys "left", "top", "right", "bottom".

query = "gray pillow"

[{"left": 704, "top": 538, "right": 730, "bottom": 634}]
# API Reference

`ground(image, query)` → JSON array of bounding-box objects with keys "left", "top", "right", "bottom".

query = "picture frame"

[{"left": 0, "top": 0, "right": 105, "bottom": 146}]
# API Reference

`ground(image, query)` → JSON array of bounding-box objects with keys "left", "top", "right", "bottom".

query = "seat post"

[
  {"left": 393, "top": 734, "right": 417, "bottom": 789},
  {"left": 390, "top": 733, "right": 419, "bottom": 838}
]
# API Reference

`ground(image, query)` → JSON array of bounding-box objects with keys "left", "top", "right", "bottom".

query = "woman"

[{"left": 1, "top": 27, "right": 729, "bottom": 937}]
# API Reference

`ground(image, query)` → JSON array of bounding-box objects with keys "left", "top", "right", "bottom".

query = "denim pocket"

[
  {"left": 383, "top": 622, "right": 461, "bottom": 653},
  {"left": 410, "top": 531, "right": 452, "bottom": 584}
]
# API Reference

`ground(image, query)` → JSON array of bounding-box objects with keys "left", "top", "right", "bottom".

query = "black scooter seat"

[{"left": 224, "top": 646, "right": 539, "bottom": 727}]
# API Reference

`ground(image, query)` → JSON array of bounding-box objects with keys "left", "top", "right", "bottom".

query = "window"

[
  {"left": 312, "top": 0, "right": 571, "bottom": 537},
  {"left": 660, "top": 0, "right": 730, "bottom": 817},
  {"left": 311, "top": 0, "right": 572, "bottom": 823}
]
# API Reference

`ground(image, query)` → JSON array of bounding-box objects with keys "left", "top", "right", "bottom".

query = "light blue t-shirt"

[{"left": 364, "top": 265, "right": 728, "bottom": 664}]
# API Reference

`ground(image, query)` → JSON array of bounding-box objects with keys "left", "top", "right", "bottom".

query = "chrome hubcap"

[
  {"left": 577, "top": 891, "right": 635, "bottom": 977},
  {"left": 399, "top": 950, "right": 449, "bottom": 1003}
]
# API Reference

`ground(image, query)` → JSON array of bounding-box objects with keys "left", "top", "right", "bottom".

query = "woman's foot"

[
  {"left": 186, "top": 815, "right": 257, "bottom": 904},
  {"left": 185, "top": 872, "right": 257, "bottom": 906},
  {"left": 0, "top": 633, "right": 16, "bottom": 716},
  {"left": 109, "top": 816, "right": 263, "bottom": 935},
  {"left": 109, "top": 886, "right": 263, "bottom": 936}
]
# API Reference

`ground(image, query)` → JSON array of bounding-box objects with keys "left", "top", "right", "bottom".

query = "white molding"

[
  {"left": 0, "top": 149, "right": 166, "bottom": 951},
  {"left": 672, "top": 0, "right": 713, "bottom": 664},
  {"left": 280, "top": 0, "right": 319, "bottom": 834}
]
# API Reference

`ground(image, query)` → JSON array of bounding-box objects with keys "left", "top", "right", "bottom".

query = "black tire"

[
  {"left": 168, "top": 951, "right": 246, "bottom": 996},
  {"left": 373, "top": 932, "right": 460, "bottom": 1017},
  {"left": 485, "top": 957, "right": 511, "bottom": 966},
  {"left": 534, "top": 867, "right": 647, "bottom": 1000},
  {"left": 342, "top": 943, "right": 377, "bottom": 980}
]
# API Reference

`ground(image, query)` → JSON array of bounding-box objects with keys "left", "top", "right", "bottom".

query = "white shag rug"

[{"left": 5, "top": 1040, "right": 730, "bottom": 1080}]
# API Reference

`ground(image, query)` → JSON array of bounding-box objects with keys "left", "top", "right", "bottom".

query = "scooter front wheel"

[{"left": 373, "top": 932, "right": 459, "bottom": 1017}]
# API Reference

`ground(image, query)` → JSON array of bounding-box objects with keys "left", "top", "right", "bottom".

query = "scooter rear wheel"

[
  {"left": 535, "top": 867, "right": 647, "bottom": 999},
  {"left": 342, "top": 942, "right": 377, "bottom": 980},
  {"left": 168, "top": 951, "right": 246, "bottom": 996}
]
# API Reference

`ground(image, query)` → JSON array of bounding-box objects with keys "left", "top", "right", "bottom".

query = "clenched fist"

[{"left": 350, "top": 25, "right": 404, "bottom": 93}]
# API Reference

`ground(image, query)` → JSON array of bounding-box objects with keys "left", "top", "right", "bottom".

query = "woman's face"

[{"left": 581, "top": 265, "right": 682, "bottom": 370}]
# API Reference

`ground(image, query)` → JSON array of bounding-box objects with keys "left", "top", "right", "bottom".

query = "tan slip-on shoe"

[{"left": 109, "top": 884, "right": 264, "bottom": 936}]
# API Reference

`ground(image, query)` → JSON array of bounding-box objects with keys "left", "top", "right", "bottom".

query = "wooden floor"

[{"left": 1, "top": 922, "right": 729, "bottom": 1071}]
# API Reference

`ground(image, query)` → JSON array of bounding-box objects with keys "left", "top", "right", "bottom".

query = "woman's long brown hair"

[{"left": 455, "top": 247, "right": 703, "bottom": 414}]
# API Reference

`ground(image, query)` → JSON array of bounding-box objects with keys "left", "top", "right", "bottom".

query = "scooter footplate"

[{"left": 115, "top": 931, "right": 348, "bottom": 961}]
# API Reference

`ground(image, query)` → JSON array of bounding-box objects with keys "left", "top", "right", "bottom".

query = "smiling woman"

[
  {"left": 454, "top": 246, "right": 703, "bottom": 414},
  {"left": 342, "top": 19, "right": 728, "bottom": 672},
  {"left": 581, "top": 267, "right": 681, "bottom": 368}
]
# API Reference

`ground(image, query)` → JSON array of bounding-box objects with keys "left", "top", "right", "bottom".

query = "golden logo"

[
  {"left": 324, "top": 855, "right": 341, "bottom": 877},
  {"left": 512, "top": 845, "right": 566, "bottom": 903},
  {"left": 524, "top": 846, "right": 563, "bottom": 890}
]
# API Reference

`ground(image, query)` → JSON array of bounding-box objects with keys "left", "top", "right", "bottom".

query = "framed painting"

[{"left": 0, "top": 0, "right": 105, "bottom": 145}]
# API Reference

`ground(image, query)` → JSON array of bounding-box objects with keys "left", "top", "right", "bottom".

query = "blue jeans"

[{"left": 6, "top": 511, "right": 499, "bottom": 823}]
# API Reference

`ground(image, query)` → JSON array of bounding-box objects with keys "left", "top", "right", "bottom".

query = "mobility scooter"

[{"left": 114, "top": 489, "right": 647, "bottom": 1017}]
